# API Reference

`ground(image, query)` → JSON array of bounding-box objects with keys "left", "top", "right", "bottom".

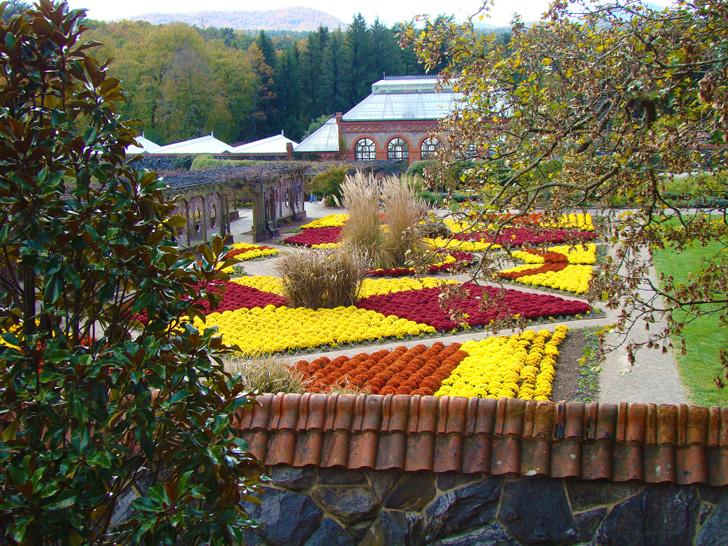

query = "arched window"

[
  {"left": 420, "top": 137, "right": 442, "bottom": 159},
  {"left": 355, "top": 138, "right": 376, "bottom": 161},
  {"left": 387, "top": 137, "right": 409, "bottom": 161}
]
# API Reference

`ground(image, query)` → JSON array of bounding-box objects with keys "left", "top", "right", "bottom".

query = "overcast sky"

[{"left": 65, "top": 0, "right": 559, "bottom": 28}]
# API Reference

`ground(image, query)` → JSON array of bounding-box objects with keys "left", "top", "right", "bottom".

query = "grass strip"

[{"left": 652, "top": 239, "right": 728, "bottom": 407}]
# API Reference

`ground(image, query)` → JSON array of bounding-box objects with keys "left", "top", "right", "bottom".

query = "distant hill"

[{"left": 130, "top": 7, "right": 344, "bottom": 31}]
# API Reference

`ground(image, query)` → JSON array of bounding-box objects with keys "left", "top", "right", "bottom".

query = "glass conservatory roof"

[
  {"left": 294, "top": 117, "right": 340, "bottom": 153},
  {"left": 342, "top": 76, "right": 461, "bottom": 121}
]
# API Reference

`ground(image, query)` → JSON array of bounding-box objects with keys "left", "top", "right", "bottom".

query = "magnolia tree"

[
  {"left": 404, "top": 0, "right": 728, "bottom": 381},
  {"left": 0, "top": 1, "right": 261, "bottom": 543}
]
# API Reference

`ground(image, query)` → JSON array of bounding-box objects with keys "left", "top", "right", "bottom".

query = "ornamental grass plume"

[
  {"left": 225, "top": 354, "right": 311, "bottom": 394},
  {"left": 277, "top": 245, "right": 369, "bottom": 309},
  {"left": 341, "top": 172, "right": 432, "bottom": 269},
  {"left": 381, "top": 174, "right": 431, "bottom": 266},
  {"left": 341, "top": 171, "right": 387, "bottom": 268}
]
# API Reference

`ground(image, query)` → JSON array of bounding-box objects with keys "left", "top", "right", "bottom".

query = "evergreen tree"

[
  {"left": 370, "top": 19, "right": 403, "bottom": 78},
  {"left": 300, "top": 25, "right": 330, "bottom": 119},
  {"left": 321, "top": 29, "right": 349, "bottom": 115},
  {"left": 275, "top": 44, "right": 304, "bottom": 139},
  {"left": 247, "top": 41, "right": 277, "bottom": 139},
  {"left": 346, "top": 14, "right": 373, "bottom": 105},
  {"left": 255, "top": 30, "right": 277, "bottom": 71}
]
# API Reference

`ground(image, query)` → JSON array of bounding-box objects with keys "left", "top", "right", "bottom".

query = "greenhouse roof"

[
  {"left": 126, "top": 135, "right": 161, "bottom": 154},
  {"left": 151, "top": 133, "right": 233, "bottom": 154},
  {"left": 231, "top": 133, "right": 297, "bottom": 154},
  {"left": 342, "top": 76, "right": 461, "bottom": 121},
  {"left": 294, "top": 117, "right": 340, "bottom": 153}
]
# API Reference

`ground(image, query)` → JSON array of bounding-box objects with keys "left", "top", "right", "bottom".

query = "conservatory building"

[{"left": 293, "top": 75, "right": 462, "bottom": 166}]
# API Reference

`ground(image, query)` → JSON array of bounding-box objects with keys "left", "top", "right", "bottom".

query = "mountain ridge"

[{"left": 129, "top": 7, "right": 344, "bottom": 31}]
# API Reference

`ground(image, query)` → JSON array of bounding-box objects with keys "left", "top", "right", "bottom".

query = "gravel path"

[
  {"left": 596, "top": 247, "right": 687, "bottom": 404},
  {"left": 227, "top": 202, "right": 688, "bottom": 405}
]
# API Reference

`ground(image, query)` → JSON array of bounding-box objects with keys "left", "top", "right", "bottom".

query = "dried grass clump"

[
  {"left": 340, "top": 171, "right": 387, "bottom": 267},
  {"left": 277, "top": 246, "right": 369, "bottom": 309},
  {"left": 341, "top": 171, "right": 431, "bottom": 268},
  {"left": 381, "top": 175, "right": 430, "bottom": 266},
  {"left": 225, "top": 355, "right": 310, "bottom": 394}
]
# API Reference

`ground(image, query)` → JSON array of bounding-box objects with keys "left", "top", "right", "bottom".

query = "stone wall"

[{"left": 241, "top": 466, "right": 728, "bottom": 546}]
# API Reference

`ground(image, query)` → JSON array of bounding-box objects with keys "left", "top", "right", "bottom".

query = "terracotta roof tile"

[
  {"left": 520, "top": 438, "right": 550, "bottom": 476},
  {"left": 657, "top": 404, "right": 678, "bottom": 444},
  {"left": 581, "top": 441, "right": 612, "bottom": 481},
  {"left": 347, "top": 432, "right": 375, "bottom": 468},
  {"left": 461, "top": 435, "right": 491, "bottom": 474},
  {"left": 406, "top": 433, "right": 435, "bottom": 471},
  {"left": 596, "top": 403, "right": 618, "bottom": 441},
  {"left": 678, "top": 404, "right": 689, "bottom": 444},
  {"left": 376, "top": 433, "right": 407, "bottom": 469},
  {"left": 550, "top": 439, "right": 581, "bottom": 478},
  {"left": 492, "top": 436, "right": 521, "bottom": 475},
  {"left": 676, "top": 445, "right": 708, "bottom": 484},
  {"left": 612, "top": 443, "right": 643, "bottom": 482},
  {"left": 236, "top": 394, "right": 728, "bottom": 486},
  {"left": 707, "top": 450, "right": 728, "bottom": 485}
]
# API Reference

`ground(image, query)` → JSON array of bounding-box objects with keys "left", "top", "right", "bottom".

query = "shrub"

[
  {"left": 171, "top": 154, "right": 195, "bottom": 170},
  {"left": 310, "top": 165, "right": 347, "bottom": 205},
  {"left": 277, "top": 247, "right": 368, "bottom": 309},
  {"left": 419, "top": 189, "right": 445, "bottom": 206},
  {"left": 406, "top": 160, "right": 438, "bottom": 179},
  {"left": 0, "top": 5, "right": 261, "bottom": 544},
  {"left": 226, "top": 355, "right": 309, "bottom": 393},
  {"left": 190, "top": 155, "right": 258, "bottom": 170}
]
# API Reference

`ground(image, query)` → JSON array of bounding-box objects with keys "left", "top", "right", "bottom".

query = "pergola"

[{"left": 161, "top": 160, "right": 406, "bottom": 245}]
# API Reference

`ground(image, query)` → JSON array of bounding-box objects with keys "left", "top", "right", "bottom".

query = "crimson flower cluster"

[
  {"left": 197, "top": 281, "right": 288, "bottom": 314},
  {"left": 356, "top": 283, "right": 590, "bottom": 331},
  {"left": 282, "top": 226, "right": 342, "bottom": 246},
  {"left": 454, "top": 228, "right": 595, "bottom": 247},
  {"left": 366, "top": 252, "right": 473, "bottom": 277}
]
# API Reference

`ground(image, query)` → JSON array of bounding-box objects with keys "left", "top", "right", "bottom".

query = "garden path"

[{"left": 227, "top": 202, "right": 688, "bottom": 405}]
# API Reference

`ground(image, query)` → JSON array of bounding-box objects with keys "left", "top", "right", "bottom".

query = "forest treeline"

[{"left": 84, "top": 15, "right": 452, "bottom": 146}]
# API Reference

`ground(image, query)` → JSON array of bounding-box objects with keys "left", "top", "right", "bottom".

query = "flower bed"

[
  {"left": 355, "top": 282, "right": 591, "bottom": 331},
  {"left": 195, "top": 275, "right": 590, "bottom": 355},
  {"left": 359, "top": 278, "right": 458, "bottom": 298},
  {"left": 436, "top": 326, "right": 568, "bottom": 400},
  {"left": 224, "top": 242, "right": 279, "bottom": 260},
  {"left": 450, "top": 227, "right": 596, "bottom": 248},
  {"left": 292, "top": 325, "right": 570, "bottom": 400},
  {"left": 231, "top": 276, "right": 457, "bottom": 298},
  {"left": 424, "top": 237, "right": 501, "bottom": 252},
  {"left": 194, "top": 306, "right": 435, "bottom": 355},
  {"left": 500, "top": 244, "right": 596, "bottom": 294},
  {"left": 294, "top": 342, "right": 468, "bottom": 396},
  {"left": 282, "top": 226, "right": 342, "bottom": 247},
  {"left": 366, "top": 251, "right": 473, "bottom": 276},
  {"left": 300, "top": 214, "right": 348, "bottom": 229},
  {"left": 199, "top": 281, "right": 288, "bottom": 314},
  {"left": 445, "top": 212, "right": 595, "bottom": 232},
  {"left": 510, "top": 244, "right": 596, "bottom": 264}
]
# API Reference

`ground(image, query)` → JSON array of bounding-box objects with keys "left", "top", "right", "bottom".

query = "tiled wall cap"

[
  {"left": 564, "top": 402, "right": 585, "bottom": 439},
  {"left": 236, "top": 394, "right": 728, "bottom": 485},
  {"left": 657, "top": 404, "right": 678, "bottom": 444}
]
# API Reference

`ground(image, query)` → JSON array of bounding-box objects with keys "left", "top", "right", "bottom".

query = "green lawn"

[{"left": 652, "top": 240, "right": 728, "bottom": 406}]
